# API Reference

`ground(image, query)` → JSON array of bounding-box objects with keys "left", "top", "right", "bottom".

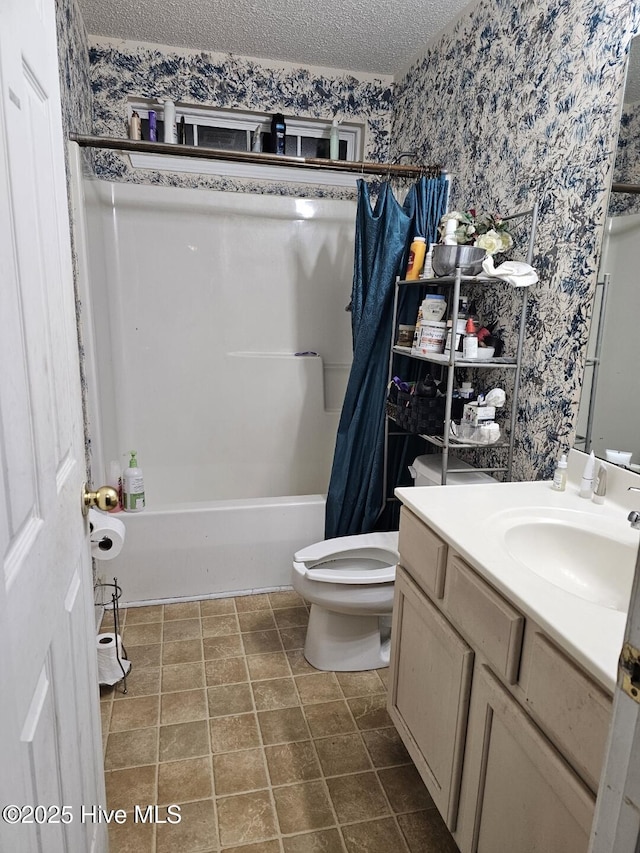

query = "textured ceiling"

[{"left": 77, "top": 0, "right": 476, "bottom": 76}]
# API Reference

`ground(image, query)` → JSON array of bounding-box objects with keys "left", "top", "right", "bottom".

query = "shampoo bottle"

[
  {"left": 163, "top": 100, "right": 177, "bottom": 143},
  {"left": 578, "top": 450, "right": 596, "bottom": 499},
  {"left": 329, "top": 119, "right": 340, "bottom": 160},
  {"left": 123, "top": 451, "right": 145, "bottom": 512},
  {"left": 551, "top": 453, "right": 567, "bottom": 492},
  {"left": 270, "top": 113, "right": 286, "bottom": 155},
  {"left": 129, "top": 111, "right": 141, "bottom": 140},
  {"left": 405, "top": 237, "right": 427, "bottom": 280}
]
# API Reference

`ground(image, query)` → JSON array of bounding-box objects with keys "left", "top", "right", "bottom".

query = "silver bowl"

[{"left": 432, "top": 245, "right": 486, "bottom": 277}]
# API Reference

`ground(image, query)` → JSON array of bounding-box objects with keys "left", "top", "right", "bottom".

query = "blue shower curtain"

[{"left": 325, "top": 175, "right": 448, "bottom": 539}]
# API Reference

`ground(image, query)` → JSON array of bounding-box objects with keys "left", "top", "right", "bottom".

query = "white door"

[{"left": 0, "top": 0, "right": 106, "bottom": 851}]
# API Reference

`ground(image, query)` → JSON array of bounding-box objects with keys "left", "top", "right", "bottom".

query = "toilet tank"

[{"left": 409, "top": 454, "right": 495, "bottom": 486}]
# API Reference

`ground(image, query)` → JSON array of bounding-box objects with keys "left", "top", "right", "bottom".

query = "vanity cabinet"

[{"left": 388, "top": 506, "right": 612, "bottom": 853}]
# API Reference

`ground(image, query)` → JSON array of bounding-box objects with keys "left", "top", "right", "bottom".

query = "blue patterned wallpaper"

[
  {"left": 86, "top": 39, "right": 395, "bottom": 200},
  {"left": 611, "top": 102, "right": 640, "bottom": 214},
  {"left": 391, "top": 0, "right": 640, "bottom": 479},
  {"left": 55, "top": 0, "right": 92, "bottom": 139}
]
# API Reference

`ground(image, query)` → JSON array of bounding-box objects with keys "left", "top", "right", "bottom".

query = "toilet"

[{"left": 293, "top": 454, "right": 495, "bottom": 672}]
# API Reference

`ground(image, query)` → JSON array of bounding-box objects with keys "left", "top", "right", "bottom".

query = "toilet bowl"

[{"left": 292, "top": 531, "right": 398, "bottom": 672}]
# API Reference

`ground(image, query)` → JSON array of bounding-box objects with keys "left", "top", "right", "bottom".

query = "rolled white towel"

[{"left": 482, "top": 255, "right": 538, "bottom": 287}]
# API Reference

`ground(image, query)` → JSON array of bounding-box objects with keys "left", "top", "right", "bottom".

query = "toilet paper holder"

[{"left": 96, "top": 577, "right": 129, "bottom": 694}]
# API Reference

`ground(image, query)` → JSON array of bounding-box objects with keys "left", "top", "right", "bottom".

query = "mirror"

[{"left": 575, "top": 35, "right": 640, "bottom": 472}]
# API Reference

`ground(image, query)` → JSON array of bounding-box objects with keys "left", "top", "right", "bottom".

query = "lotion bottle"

[
  {"left": 551, "top": 453, "right": 567, "bottom": 492},
  {"left": 123, "top": 451, "right": 145, "bottom": 512},
  {"left": 443, "top": 218, "right": 458, "bottom": 245},
  {"left": 163, "top": 100, "right": 177, "bottom": 143},
  {"left": 578, "top": 450, "right": 596, "bottom": 498},
  {"left": 405, "top": 237, "right": 427, "bottom": 280}
]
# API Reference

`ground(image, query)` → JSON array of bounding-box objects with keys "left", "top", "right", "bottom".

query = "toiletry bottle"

[
  {"left": 578, "top": 450, "right": 596, "bottom": 498},
  {"left": 163, "top": 100, "right": 177, "bottom": 143},
  {"left": 270, "top": 113, "right": 286, "bottom": 154},
  {"left": 252, "top": 125, "right": 262, "bottom": 153},
  {"left": 329, "top": 119, "right": 340, "bottom": 160},
  {"left": 443, "top": 218, "right": 458, "bottom": 245},
  {"left": 178, "top": 116, "right": 186, "bottom": 144},
  {"left": 129, "top": 111, "right": 141, "bottom": 140},
  {"left": 592, "top": 464, "right": 607, "bottom": 504},
  {"left": 123, "top": 451, "right": 145, "bottom": 512},
  {"left": 405, "top": 237, "right": 427, "bottom": 280},
  {"left": 463, "top": 317, "right": 478, "bottom": 358},
  {"left": 106, "top": 460, "right": 123, "bottom": 511},
  {"left": 148, "top": 110, "right": 157, "bottom": 142},
  {"left": 551, "top": 453, "right": 567, "bottom": 492},
  {"left": 421, "top": 243, "right": 435, "bottom": 279}
]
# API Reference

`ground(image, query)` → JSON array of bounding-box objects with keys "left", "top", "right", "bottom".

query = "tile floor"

[{"left": 100, "top": 591, "right": 458, "bottom": 853}]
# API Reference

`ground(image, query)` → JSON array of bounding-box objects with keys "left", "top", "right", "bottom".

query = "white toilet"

[{"left": 293, "top": 454, "right": 495, "bottom": 672}]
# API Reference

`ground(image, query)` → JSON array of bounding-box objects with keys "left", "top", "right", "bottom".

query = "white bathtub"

[{"left": 104, "top": 495, "right": 326, "bottom": 606}]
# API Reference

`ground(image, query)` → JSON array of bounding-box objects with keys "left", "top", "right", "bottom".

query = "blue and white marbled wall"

[
  {"left": 391, "top": 0, "right": 640, "bottom": 479},
  {"left": 55, "top": 0, "right": 92, "bottom": 139},
  {"left": 86, "top": 37, "right": 395, "bottom": 200},
  {"left": 611, "top": 102, "right": 640, "bottom": 215}
]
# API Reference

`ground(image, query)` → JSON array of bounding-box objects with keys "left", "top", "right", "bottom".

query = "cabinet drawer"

[
  {"left": 523, "top": 632, "right": 612, "bottom": 792},
  {"left": 444, "top": 554, "right": 524, "bottom": 684},
  {"left": 398, "top": 507, "right": 447, "bottom": 599}
]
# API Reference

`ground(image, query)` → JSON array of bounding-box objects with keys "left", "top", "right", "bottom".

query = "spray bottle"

[{"left": 123, "top": 451, "right": 145, "bottom": 512}]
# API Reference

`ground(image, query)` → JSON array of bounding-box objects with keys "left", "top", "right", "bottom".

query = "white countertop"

[{"left": 395, "top": 450, "right": 640, "bottom": 694}]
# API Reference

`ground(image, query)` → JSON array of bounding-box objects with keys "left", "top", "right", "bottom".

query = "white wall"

[{"left": 82, "top": 180, "right": 356, "bottom": 504}]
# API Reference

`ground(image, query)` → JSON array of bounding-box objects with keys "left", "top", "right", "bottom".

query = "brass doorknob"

[{"left": 82, "top": 483, "right": 119, "bottom": 516}]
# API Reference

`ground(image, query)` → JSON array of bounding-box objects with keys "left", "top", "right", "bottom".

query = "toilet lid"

[{"left": 294, "top": 531, "right": 399, "bottom": 585}]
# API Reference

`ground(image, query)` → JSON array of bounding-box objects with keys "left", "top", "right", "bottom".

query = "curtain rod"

[
  {"left": 69, "top": 134, "right": 443, "bottom": 179},
  {"left": 612, "top": 182, "right": 640, "bottom": 195}
]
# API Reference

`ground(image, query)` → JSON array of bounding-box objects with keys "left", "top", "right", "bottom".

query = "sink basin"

[{"left": 491, "top": 507, "right": 638, "bottom": 611}]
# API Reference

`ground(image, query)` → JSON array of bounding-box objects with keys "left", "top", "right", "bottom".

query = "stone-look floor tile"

[
  {"left": 213, "top": 747, "right": 268, "bottom": 795},
  {"left": 377, "top": 667, "right": 390, "bottom": 688},
  {"left": 156, "top": 798, "right": 217, "bottom": 853},
  {"left": 347, "top": 694, "right": 392, "bottom": 730},
  {"left": 108, "top": 816, "right": 155, "bottom": 853},
  {"left": 104, "top": 764, "right": 157, "bottom": 812},
  {"left": 325, "top": 772, "right": 390, "bottom": 824},
  {"left": 161, "top": 688, "right": 208, "bottom": 725},
  {"left": 104, "top": 727, "right": 158, "bottom": 770},
  {"left": 100, "top": 608, "right": 126, "bottom": 630},
  {"left": 159, "top": 720, "right": 210, "bottom": 762},
  {"left": 163, "top": 638, "right": 203, "bottom": 665},
  {"left": 246, "top": 651, "right": 290, "bottom": 681},
  {"left": 272, "top": 607, "right": 309, "bottom": 629},
  {"left": 223, "top": 840, "right": 281, "bottom": 853},
  {"left": 202, "top": 614, "right": 240, "bottom": 637},
  {"left": 164, "top": 601, "right": 201, "bottom": 620},
  {"left": 205, "top": 656, "right": 248, "bottom": 686},
  {"left": 295, "top": 673, "right": 342, "bottom": 705},
  {"left": 361, "top": 727, "right": 411, "bottom": 768},
  {"left": 163, "top": 617, "right": 202, "bottom": 643},
  {"left": 282, "top": 828, "right": 345, "bottom": 853},
  {"left": 100, "top": 701, "right": 112, "bottom": 745},
  {"left": 207, "top": 682, "right": 254, "bottom": 717},
  {"left": 378, "top": 765, "right": 434, "bottom": 814},
  {"left": 252, "top": 677, "right": 299, "bottom": 711},
  {"left": 272, "top": 780, "right": 335, "bottom": 834},
  {"left": 158, "top": 756, "right": 213, "bottom": 805},
  {"left": 336, "top": 670, "right": 385, "bottom": 698},
  {"left": 264, "top": 741, "right": 321, "bottom": 785},
  {"left": 123, "top": 621, "right": 163, "bottom": 646},
  {"left": 209, "top": 713, "right": 261, "bottom": 754},
  {"left": 112, "top": 667, "right": 160, "bottom": 700},
  {"left": 314, "top": 733, "right": 371, "bottom": 777},
  {"left": 162, "top": 661, "right": 205, "bottom": 693},
  {"left": 200, "top": 597, "right": 236, "bottom": 616},
  {"left": 268, "top": 590, "right": 306, "bottom": 610},
  {"left": 342, "top": 817, "right": 406, "bottom": 853},
  {"left": 257, "top": 707, "right": 310, "bottom": 745},
  {"left": 204, "top": 634, "right": 245, "bottom": 660},
  {"left": 238, "top": 610, "right": 277, "bottom": 633},
  {"left": 304, "top": 701, "right": 357, "bottom": 738},
  {"left": 242, "top": 630, "right": 283, "bottom": 655},
  {"left": 216, "top": 790, "right": 277, "bottom": 847},
  {"left": 125, "top": 642, "right": 162, "bottom": 670},
  {"left": 235, "top": 594, "right": 272, "bottom": 612},
  {"left": 124, "top": 605, "right": 163, "bottom": 624},
  {"left": 278, "top": 626, "right": 307, "bottom": 650},
  {"left": 286, "top": 649, "right": 318, "bottom": 675},
  {"left": 109, "top": 695, "right": 160, "bottom": 732},
  {"left": 397, "top": 810, "right": 457, "bottom": 852}
]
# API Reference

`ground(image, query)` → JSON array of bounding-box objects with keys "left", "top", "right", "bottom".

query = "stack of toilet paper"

[
  {"left": 89, "top": 509, "right": 125, "bottom": 561},
  {"left": 96, "top": 633, "right": 131, "bottom": 685}
]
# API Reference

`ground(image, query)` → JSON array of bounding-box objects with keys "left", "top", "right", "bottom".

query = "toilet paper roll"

[
  {"left": 96, "top": 633, "right": 131, "bottom": 685},
  {"left": 89, "top": 509, "right": 125, "bottom": 561}
]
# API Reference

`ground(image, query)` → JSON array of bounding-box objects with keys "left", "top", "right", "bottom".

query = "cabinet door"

[
  {"left": 455, "top": 665, "right": 594, "bottom": 853},
  {"left": 388, "top": 566, "right": 473, "bottom": 830}
]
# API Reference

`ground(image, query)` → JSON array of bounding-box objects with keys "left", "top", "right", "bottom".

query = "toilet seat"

[{"left": 293, "top": 531, "right": 398, "bottom": 585}]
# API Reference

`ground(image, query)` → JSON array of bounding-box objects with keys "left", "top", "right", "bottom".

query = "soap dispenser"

[{"left": 123, "top": 451, "right": 145, "bottom": 512}]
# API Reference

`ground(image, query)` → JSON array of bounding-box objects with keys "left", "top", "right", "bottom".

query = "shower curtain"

[{"left": 325, "top": 175, "right": 448, "bottom": 538}]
